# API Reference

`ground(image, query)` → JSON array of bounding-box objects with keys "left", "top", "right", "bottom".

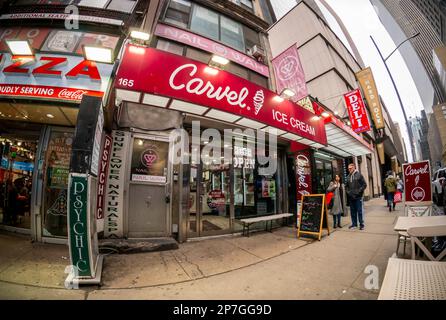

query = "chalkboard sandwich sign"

[{"left": 297, "top": 194, "right": 330, "bottom": 240}]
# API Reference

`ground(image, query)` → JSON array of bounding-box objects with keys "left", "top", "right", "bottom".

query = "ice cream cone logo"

[{"left": 253, "top": 90, "right": 264, "bottom": 115}]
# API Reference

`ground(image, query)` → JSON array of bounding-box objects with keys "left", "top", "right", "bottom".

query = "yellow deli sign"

[{"left": 356, "top": 68, "right": 385, "bottom": 130}]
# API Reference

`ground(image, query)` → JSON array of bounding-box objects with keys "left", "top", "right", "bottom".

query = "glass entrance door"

[
  {"left": 41, "top": 129, "right": 74, "bottom": 238},
  {"left": 188, "top": 145, "right": 231, "bottom": 237}
]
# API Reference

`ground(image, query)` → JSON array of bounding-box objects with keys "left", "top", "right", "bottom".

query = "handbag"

[
  {"left": 326, "top": 192, "right": 334, "bottom": 209},
  {"left": 394, "top": 191, "right": 402, "bottom": 203}
]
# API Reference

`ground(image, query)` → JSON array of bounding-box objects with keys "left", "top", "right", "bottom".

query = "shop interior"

[
  {"left": 0, "top": 122, "right": 40, "bottom": 230},
  {"left": 0, "top": 101, "right": 78, "bottom": 237}
]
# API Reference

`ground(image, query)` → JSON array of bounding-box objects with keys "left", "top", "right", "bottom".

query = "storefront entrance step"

[{"left": 98, "top": 238, "right": 178, "bottom": 254}]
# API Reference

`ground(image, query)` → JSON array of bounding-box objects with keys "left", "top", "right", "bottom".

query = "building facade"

[
  {"left": 0, "top": 0, "right": 151, "bottom": 243},
  {"left": 412, "top": 0, "right": 446, "bottom": 45},
  {"left": 108, "top": 0, "right": 336, "bottom": 242},
  {"left": 375, "top": 0, "right": 446, "bottom": 105},
  {"left": 431, "top": 103, "right": 446, "bottom": 166},
  {"left": 268, "top": 1, "right": 381, "bottom": 199}
]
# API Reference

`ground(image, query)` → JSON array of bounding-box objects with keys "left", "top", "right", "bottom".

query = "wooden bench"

[
  {"left": 239, "top": 213, "right": 293, "bottom": 237},
  {"left": 378, "top": 257, "right": 446, "bottom": 300}
]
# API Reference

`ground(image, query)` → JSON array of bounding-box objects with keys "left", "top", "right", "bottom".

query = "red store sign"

[
  {"left": 403, "top": 160, "right": 432, "bottom": 204},
  {"left": 0, "top": 53, "right": 113, "bottom": 103},
  {"left": 344, "top": 89, "right": 371, "bottom": 133},
  {"left": 295, "top": 150, "right": 312, "bottom": 200},
  {"left": 115, "top": 46, "right": 327, "bottom": 145}
]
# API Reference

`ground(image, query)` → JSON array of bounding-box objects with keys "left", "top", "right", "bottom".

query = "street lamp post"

[{"left": 370, "top": 33, "right": 419, "bottom": 163}]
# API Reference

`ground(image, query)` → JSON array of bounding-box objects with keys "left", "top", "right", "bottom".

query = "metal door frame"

[
  {"left": 187, "top": 149, "right": 234, "bottom": 238},
  {"left": 124, "top": 132, "right": 173, "bottom": 238},
  {"left": 39, "top": 125, "right": 74, "bottom": 245}
]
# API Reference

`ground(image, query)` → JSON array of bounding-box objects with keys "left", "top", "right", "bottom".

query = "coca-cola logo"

[
  {"left": 296, "top": 154, "right": 309, "bottom": 189},
  {"left": 411, "top": 187, "right": 425, "bottom": 202},
  {"left": 58, "top": 89, "right": 88, "bottom": 100},
  {"left": 141, "top": 149, "right": 158, "bottom": 168}
]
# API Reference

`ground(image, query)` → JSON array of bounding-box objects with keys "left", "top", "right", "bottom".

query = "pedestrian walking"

[
  {"left": 327, "top": 174, "right": 346, "bottom": 229},
  {"left": 396, "top": 175, "right": 404, "bottom": 192},
  {"left": 346, "top": 163, "right": 367, "bottom": 230},
  {"left": 382, "top": 177, "right": 388, "bottom": 206},
  {"left": 384, "top": 172, "right": 397, "bottom": 212}
]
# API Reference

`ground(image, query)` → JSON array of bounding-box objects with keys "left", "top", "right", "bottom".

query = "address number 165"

[{"left": 118, "top": 78, "right": 134, "bottom": 87}]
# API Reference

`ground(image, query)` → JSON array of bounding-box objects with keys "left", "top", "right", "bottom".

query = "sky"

[
  {"left": 270, "top": 0, "right": 426, "bottom": 162},
  {"left": 321, "top": 0, "right": 425, "bottom": 162}
]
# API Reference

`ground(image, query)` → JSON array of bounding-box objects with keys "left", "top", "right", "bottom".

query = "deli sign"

[
  {"left": 344, "top": 89, "right": 371, "bottom": 133},
  {"left": 115, "top": 46, "right": 327, "bottom": 145},
  {"left": 0, "top": 53, "right": 113, "bottom": 103},
  {"left": 403, "top": 160, "right": 432, "bottom": 204}
]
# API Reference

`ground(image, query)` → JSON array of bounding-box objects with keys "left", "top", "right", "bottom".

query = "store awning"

[
  {"left": 114, "top": 45, "right": 328, "bottom": 146},
  {"left": 321, "top": 116, "right": 374, "bottom": 157}
]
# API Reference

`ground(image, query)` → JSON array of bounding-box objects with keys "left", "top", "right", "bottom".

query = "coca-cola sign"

[
  {"left": 115, "top": 46, "right": 327, "bottom": 145},
  {"left": 402, "top": 160, "right": 432, "bottom": 203},
  {"left": 296, "top": 150, "right": 312, "bottom": 200}
]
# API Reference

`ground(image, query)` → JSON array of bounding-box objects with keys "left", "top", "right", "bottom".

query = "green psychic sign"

[{"left": 68, "top": 174, "right": 92, "bottom": 277}]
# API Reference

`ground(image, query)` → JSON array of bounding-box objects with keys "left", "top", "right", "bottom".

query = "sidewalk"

[{"left": 0, "top": 197, "right": 402, "bottom": 300}]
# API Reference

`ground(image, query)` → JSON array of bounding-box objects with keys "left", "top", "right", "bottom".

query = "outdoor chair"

[{"left": 407, "top": 226, "right": 446, "bottom": 261}]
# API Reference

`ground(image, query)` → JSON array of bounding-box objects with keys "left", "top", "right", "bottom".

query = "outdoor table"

[{"left": 394, "top": 216, "right": 446, "bottom": 232}]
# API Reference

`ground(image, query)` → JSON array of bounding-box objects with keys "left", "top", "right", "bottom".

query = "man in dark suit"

[{"left": 346, "top": 163, "right": 367, "bottom": 230}]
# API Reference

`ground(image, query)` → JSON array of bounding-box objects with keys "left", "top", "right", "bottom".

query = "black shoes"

[{"left": 360, "top": 225, "right": 365, "bottom": 230}]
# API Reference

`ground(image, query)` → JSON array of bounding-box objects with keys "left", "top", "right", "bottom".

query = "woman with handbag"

[{"left": 327, "top": 175, "right": 345, "bottom": 229}]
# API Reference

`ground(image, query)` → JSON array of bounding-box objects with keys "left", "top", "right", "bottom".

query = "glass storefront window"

[
  {"left": 156, "top": 39, "right": 184, "bottom": 56},
  {"left": 43, "top": 131, "right": 73, "bottom": 237},
  {"left": 165, "top": 0, "right": 191, "bottom": 28},
  {"left": 107, "top": 0, "right": 136, "bottom": 13},
  {"left": 190, "top": 5, "right": 219, "bottom": 41},
  {"left": 0, "top": 137, "right": 36, "bottom": 229},
  {"left": 220, "top": 16, "right": 245, "bottom": 51}
]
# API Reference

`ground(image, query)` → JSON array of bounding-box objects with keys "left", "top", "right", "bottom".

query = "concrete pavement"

[{"left": 0, "top": 197, "right": 405, "bottom": 300}]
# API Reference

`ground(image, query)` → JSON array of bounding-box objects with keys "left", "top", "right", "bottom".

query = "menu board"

[{"left": 297, "top": 194, "right": 329, "bottom": 240}]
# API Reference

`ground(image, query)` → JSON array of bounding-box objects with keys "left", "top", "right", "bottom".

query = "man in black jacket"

[{"left": 346, "top": 163, "right": 367, "bottom": 230}]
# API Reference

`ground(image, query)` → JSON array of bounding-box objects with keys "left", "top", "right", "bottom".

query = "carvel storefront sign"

[
  {"left": 115, "top": 46, "right": 327, "bottom": 145},
  {"left": 0, "top": 53, "right": 113, "bottom": 103}
]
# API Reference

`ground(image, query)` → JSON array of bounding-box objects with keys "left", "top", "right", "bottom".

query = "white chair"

[
  {"left": 396, "top": 231, "right": 411, "bottom": 257},
  {"left": 407, "top": 226, "right": 446, "bottom": 261},
  {"left": 396, "top": 205, "right": 433, "bottom": 257}
]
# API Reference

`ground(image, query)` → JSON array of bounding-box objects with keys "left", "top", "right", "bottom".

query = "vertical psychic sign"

[{"left": 96, "top": 134, "right": 112, "bottom": 220}]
